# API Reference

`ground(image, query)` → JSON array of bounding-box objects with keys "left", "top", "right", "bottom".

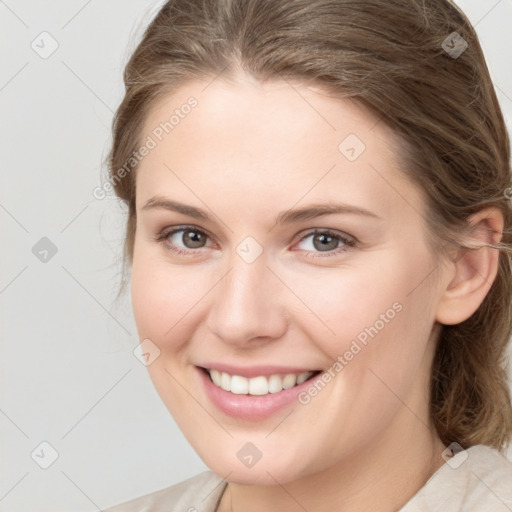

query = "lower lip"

[{"left": 196, "top": 367, "right": 319, "bottom": 421}]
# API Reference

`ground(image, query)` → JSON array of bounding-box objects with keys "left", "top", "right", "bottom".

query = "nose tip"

[{"left": 206, "top": 259, "right": 288, "bottom": 347}]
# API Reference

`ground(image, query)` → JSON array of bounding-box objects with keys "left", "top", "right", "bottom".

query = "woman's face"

[{"left": 131, "top": 77, "right": 447, "bottom": 484}]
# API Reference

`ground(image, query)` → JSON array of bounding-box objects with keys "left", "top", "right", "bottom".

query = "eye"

[
  {"left": 157, "top": 226, "right": 212, "bottom": 255},
  {"left": 294, "top": 229, "right": 356, "bottom": 257},
  {"left": 156, "top": 226, "right": 356, "bottom": 258}
]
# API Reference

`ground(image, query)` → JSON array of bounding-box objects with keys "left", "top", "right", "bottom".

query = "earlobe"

[{"left": 435, "top": 207, "right": 503, "bottom": 326}]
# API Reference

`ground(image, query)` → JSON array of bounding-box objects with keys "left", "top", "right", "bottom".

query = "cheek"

[
  {"left": 287, "top": 250, "right": 437, "bottom": 391},
  {"left": 279, "top": 260, "right": 413, "bottom": 355},
  {"left": 130, "top": 245, "right": 202, "bottom": 345},
  {"left": 130, "top": 252, "right": 204, "bottom": 416}
]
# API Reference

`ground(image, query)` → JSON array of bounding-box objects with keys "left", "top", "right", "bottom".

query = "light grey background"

[{"left": 1, "top": 1, "right": 511, "bottom": 511}]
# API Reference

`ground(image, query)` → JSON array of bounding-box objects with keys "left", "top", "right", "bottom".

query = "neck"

[{"left": 218, "top": 422, "right": 445, "bottom": 512}]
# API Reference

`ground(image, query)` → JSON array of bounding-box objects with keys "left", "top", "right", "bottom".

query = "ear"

[{"left": 435, "top": 207, "right": 503, "bottom": 326}]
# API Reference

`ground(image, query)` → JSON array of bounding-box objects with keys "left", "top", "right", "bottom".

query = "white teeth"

[
  {"left": 221, "top": 372, "right": 231, "bottom": 391},
  {"left": 210, "top": 369, "right": 221, "bottom": 387},
  {"left": 296, "top": 372, "right": 310, "bottom": 385},
  {"left": 282, "top": 374, "right": 297, "bottom": 389},
  {"left": 208, "top": 370, "right": 314, "bottom": 395},
  {"left": 230, "top": 375, "right": 248, "bottom": 395},
  {"left": 268, "top": 374, "right": 283, "bottom": 393},
  {"left": 248, "top": 376, "right": 268, "bottom": 396}
]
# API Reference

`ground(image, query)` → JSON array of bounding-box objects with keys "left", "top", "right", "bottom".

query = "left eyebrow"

[
  {"left": 141, "top": 195, "right": 382, "bottom": 225},
  {"left": 274, "top": 203, "right": 382, "bottom": 225}
]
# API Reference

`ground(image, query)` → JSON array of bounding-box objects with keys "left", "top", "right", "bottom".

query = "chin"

[
  {"left": 209, "top": 464, "right": 300, "bottom": 486},
  {"left": 198, "top": 447, "right": 315, "bottom": 486}
]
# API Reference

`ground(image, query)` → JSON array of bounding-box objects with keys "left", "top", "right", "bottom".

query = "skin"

[{"left": 130, "top": 74, "right": 503, "bottom": 512}]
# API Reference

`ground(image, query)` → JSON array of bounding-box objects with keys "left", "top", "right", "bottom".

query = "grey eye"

[
  {"left": 169, "top": 229, "right": 208, "bottom": 249},
  {"left": 297, "top": 232, "right": 345, "bottom": 252},
  {"left": 311, "top": 233, "right": 339, "bottom": 251},
  {"left": 182, "top": 229, "right": 207, "bottom": 248}
]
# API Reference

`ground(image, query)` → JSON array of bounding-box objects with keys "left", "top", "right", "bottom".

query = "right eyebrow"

[{"left": 141, "top": 196, "right": 210, "bottom": 221}]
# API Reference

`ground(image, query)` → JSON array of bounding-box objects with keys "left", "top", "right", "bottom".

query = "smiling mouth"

[{"left": 201, "top": 367, "right": 322, "bottom": 396}]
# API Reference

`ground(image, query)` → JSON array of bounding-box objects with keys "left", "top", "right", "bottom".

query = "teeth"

[
  {"left": 221, "top": 372, "right": 231, "bottom": 391},
  {"left": 249, "top": 376, "right": 268, "bottom": 396},
  {"left": 231, "top": 375, "right": 248, "bottom": 395},
  {"left": 268, "top": 375, "right": 282, "bottom": 393},
  {"left": 210, "top": 369, "right": 221, "bottom": 387},
  {"left": 282, "top": 374, "right": 297, "bottom": 389},
  {"left": 208, "top": 370, "right": 314, "bottom": 395},
  {"left": 296, "top": 372, "right": 310, "bottom": 385}
]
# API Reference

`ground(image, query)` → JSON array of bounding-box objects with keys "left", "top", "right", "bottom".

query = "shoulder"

[
  {"left": 401, "top": 444, "right": 512, "bottom": 511},
  {"left": 103, "top": 471, "right": 226, "bottom": 512}
]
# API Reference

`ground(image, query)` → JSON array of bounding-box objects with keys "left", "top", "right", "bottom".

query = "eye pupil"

[
  {"left": 313, "top": 234, "right": 338, "bottom": 252},
  {"left": 183, "top": 229, "right": 206, "bottom": 248}
]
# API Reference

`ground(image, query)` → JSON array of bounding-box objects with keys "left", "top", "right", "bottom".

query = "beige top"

[{"left": 104, "top": 445, "right": 512, "bottom": 511}]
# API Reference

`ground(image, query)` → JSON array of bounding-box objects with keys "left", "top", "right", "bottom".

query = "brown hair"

[{"left": 107, "top": 0, "right": 512, "bottom": 450}]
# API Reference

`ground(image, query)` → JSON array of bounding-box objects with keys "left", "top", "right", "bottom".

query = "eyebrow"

[{"left": 141, "top": 195, "right": 381, "bottom": 225}]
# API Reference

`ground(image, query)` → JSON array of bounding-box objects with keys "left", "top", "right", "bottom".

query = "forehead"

[
  {"left": 142, "top": 77, "right": 387, "bottom": 152},
  {"left": 136, "top": 77, "right": 425, "bottom": 225}
]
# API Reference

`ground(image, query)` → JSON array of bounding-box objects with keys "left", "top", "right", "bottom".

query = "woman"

[{"left": 105, "top": 0, "right": 512, "bottom": 510}]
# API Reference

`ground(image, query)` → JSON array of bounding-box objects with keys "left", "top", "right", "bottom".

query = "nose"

[{"left": 206, "top": 255, "right": 288, "bottom": 348}]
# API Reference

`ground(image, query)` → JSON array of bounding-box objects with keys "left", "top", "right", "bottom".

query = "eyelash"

[{"left": 155, "top": 226, "right": 357, "bottom": 258}]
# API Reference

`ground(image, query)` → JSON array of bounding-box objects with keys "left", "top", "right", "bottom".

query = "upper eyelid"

[
  {"left": 161, "top": 225, "right": 212, "bottom": 238},
  {"left": 295, "top": 228, "right": 355, "bottom": 243}
]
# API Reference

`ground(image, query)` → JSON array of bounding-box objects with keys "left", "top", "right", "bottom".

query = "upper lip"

[{"left": 198, "top": 363, "right": 320, "bottom": 378}]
